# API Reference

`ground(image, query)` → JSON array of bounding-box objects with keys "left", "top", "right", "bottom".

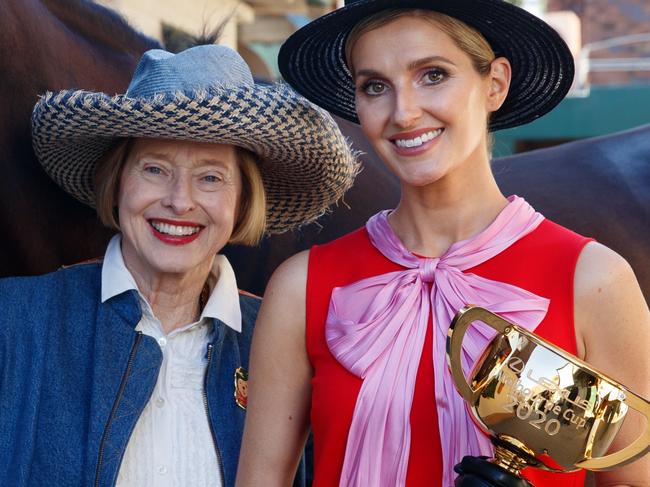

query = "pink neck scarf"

[{"left": 325, "top": 196, "right": 550, "bottom": 487}]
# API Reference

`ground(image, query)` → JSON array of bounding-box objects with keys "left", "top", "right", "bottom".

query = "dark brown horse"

[
  {"left": 493, "top": 124, "right": 650, "bottom": 302},
  {"left": 2, "top": 0, "right": 649, "bottom": 308},
  {"left": 0, "top": 0, "right": 159, "bottom": 276}
]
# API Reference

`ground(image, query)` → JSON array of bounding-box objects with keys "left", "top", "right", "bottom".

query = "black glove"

[{"left": 454, "top": 456, "right": 533, "bottom": 487}]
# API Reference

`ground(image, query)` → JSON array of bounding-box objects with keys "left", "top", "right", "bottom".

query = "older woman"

[
  {"left": 237, "top": 2, "right": 650, "bottom": 487},
  {"left": 0, "top": 44, "right": 356, "bottom": 487}
]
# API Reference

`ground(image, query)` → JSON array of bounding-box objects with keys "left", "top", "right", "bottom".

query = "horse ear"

[
  {"left": 162, "top": 11, "right": 233, "bottom": 52},
  {"left": 189, "top": 11, "right": 234, "bottom": 48}
]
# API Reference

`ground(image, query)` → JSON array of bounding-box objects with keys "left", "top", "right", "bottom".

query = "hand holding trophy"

[{"left": 447, "top": 305, "right": 650, "bottom": 486}]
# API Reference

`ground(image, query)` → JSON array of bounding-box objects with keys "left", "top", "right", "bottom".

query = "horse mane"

[
  {"left": 196, "top": 10, "right": 234, "bottom": 45},
  {"left": 42, "top": 0, "right": 161, "bottom": 55}
]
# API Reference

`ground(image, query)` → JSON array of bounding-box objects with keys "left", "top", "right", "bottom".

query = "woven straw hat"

[
  {"left": 31, "top": 45, "right": 358, "bottom": 234},
  {"left": 278, "top": 0, "right": 574, "bottom": 131}
]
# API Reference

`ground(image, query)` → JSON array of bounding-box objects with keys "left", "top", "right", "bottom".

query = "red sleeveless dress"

[{"left": 306, "top": 219, "right": 591, "bottom": 487}]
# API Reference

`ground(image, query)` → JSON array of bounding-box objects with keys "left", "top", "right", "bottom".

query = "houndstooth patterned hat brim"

[{"left": 31, "top": 84, "right": 359, "bottom": 234}]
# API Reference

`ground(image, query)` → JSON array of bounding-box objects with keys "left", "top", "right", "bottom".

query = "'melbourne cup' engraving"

[
  {"left": 447, "top": 305, "right": 650, "bottom": 483},
  {"left": 498, "top": 360, "right": 589, "bottom": 436}
]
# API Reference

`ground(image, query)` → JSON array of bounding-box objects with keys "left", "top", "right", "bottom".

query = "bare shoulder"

[
  {"left": 574, "top": 241, "right": 638, "bottom": 300},
  {"left": 254, "top": 249, "right": 310, "bottom": 341},
  {"left": 575, "top": 247, "right": 650, "bottom": 487},
  {"left": 263, "top": 249, "right": 309, "bottom": 302},
  {"left": 239, "top": 251, "right": 313, "bottom": 486},
  {"left": 249, "top": 249, "right": 311, "bottom": 386},
  {"left": 574, "top": 242, "right": 649, "bottom": 361}
]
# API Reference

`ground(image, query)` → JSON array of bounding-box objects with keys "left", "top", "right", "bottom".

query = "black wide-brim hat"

[
  {"left": 32, "top": 45, "right": 359, "bottom": 234},
  {"left": 279, "top": 0, "right": 575, "bottom": 131}
]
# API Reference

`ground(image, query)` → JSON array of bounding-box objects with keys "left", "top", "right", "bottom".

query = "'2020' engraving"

[{"left": 496, "top": 357, "right": 588, "bottom": 436}]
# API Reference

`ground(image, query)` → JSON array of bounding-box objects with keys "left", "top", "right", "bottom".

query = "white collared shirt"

[{"left": 102, "top": 235, "right": 241, "bottom": 487}]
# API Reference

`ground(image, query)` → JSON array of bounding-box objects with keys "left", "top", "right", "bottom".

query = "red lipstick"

[
  {"left": 389, "top": 127, "right": 443, "bottom": 157},
  {"left": 148, "top": 219, "right": 204, "bottom": 246}
]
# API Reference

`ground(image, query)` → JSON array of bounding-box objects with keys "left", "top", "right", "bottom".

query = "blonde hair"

[
  {"left": 229, "top": 148, "right": 266, "bottom": 246},
  {"left": 345, "top": 9, "right": 495, "bottom": 77},
  {"left": 94, "top": 138, "right": 132, "bottom": 230},
  {"left": 94, "top": 139, "right": 267, "bottom": 246}
]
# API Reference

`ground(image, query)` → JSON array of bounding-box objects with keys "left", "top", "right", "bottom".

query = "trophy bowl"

[{"left": 446, "top": 305, "right": 650, "bottom": 478}]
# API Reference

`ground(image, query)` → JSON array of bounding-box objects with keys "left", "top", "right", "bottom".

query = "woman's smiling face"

[
  {"left": 117, "top": 138, "right": 242, "bottom": 281},
  {"left": 350, "top": 15, "right": 509, "bottom": 188}
]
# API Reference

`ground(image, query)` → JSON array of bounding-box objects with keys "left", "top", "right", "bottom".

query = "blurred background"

[{"left": 97, "top": 0, "right": 650, "bottom": 156}]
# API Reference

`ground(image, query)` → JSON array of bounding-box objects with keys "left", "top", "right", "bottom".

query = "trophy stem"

[{"left": 493, "top": 445, "right": 529, "bottom": 476}]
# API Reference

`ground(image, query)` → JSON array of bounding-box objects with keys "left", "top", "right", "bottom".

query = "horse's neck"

[
  {"left": 0, "top": 0, "right": 158, "bottom": 140},
  {"left": 0, "top": 0, "right": 156, "bottom": 276},
  {"left": 2, "top": 0, "right": 157, "bottom": 91},
  {"left": 42, "top": 0, "right": 158, "bottom": 61}
]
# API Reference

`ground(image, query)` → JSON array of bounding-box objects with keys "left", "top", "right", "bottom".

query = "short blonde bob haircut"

[
  {"left": 345, "top": 9, "right": 496, "bottom": 78},
  {"left": 94, "top": 138, "right": 267, "bottom": 246}
]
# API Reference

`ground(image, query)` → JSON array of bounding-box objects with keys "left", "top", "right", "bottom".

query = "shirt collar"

[
  {"left": 202, "top": 255, "right": 242, "bottom": 332},
  {"left": 101, "top": 234, "right": 242, "bottom": 332}
]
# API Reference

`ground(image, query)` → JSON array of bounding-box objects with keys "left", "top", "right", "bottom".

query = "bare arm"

[
  {"left": 574, "top": 243, "right": 650, "bottom": 487},
  {"left": 236, "top": 251, "right": 312, "bottom": 487}
]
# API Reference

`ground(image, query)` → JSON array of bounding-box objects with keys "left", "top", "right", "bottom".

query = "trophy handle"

[
  {"left": 576, "top": 390, "right": 650, "bottom": 470},
  {"left": 447, "top": 305, "right": 512, "bottom": 404}
]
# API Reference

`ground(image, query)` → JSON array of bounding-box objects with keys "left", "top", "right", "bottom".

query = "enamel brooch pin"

[{"left": 234, "top": 367, "right": 248, "bottom": 410}]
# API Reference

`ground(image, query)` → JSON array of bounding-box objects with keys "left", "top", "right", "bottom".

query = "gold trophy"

[{"left": 446, "top": 305, "right": 650, "bottom": 485}]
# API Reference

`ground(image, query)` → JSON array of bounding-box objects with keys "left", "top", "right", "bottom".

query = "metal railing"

[{"left": 575, "top": 33, "right": 650, "bottom": 95}]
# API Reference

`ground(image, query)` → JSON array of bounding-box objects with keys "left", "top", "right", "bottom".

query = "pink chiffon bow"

[{"left": 326, "top": 196, "right": 550, "bottom": 487}]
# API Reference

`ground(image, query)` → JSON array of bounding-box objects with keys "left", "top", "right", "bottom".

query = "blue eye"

[
  {"left": 203, "top": 175, "right": 221, "bottom": 183},
  {"left": 144, "top": 165, "right": 163, "bottom": 175}
]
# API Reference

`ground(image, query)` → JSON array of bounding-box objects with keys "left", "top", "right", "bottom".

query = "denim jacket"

[{"left": 0, "top": 261, "right": 295, "bottom": 487}]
